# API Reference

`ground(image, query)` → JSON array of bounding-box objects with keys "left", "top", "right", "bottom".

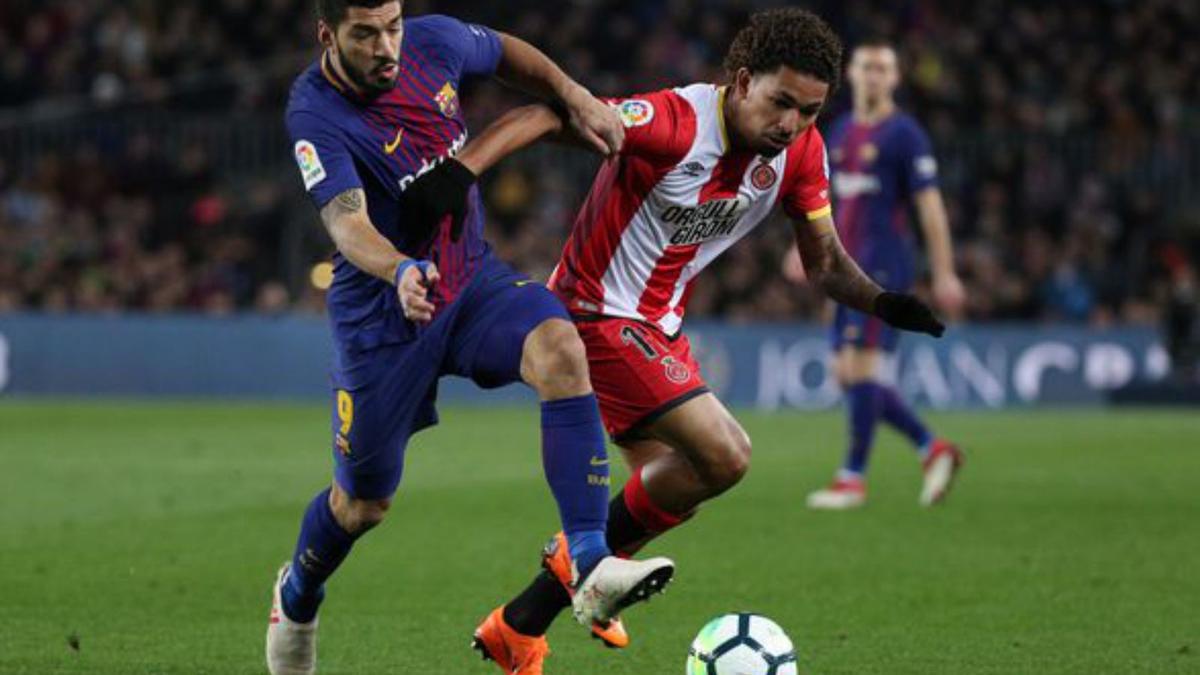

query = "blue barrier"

[{"left": 0, "top": 313, "right": 1168, "bottom": 408}]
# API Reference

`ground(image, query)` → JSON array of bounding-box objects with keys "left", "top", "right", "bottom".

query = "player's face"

[
  {"left": 320, "top": 2, "right": 404, "bottom": 95},
  {"left": 847, "top": 46, "right": 900, "bottom": 104},
  {"left": 729, "top": 66, "right": 828, "bottom": 158}
]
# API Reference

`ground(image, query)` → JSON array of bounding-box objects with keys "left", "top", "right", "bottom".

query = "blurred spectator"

[{"left": 1, "top": 0, "right": 1198, "bottom": 322}]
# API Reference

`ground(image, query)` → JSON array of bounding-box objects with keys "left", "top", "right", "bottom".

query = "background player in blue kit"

[
  {"left": 265, "top": 2, "right": 673, "bottom": 673},
  {"left": 792, "top": 39, "right": 968, "bottom": 510}
]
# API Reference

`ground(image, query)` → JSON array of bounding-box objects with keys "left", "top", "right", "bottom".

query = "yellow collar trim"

[
  {"left": 716, "top": 86, "right": 731, "bottom": 153},
  {"left": 321, "top": 52, "right": 347, "bottom": 94}
]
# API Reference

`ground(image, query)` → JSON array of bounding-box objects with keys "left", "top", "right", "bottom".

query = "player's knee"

[
  {"left": 330, "top": 489, "right": 392, "bottom": 535},
  {"left": 837, "top": 348, "right": 880, "bottom": 386},
  {"left": 345, "top": 498, "right": 391, "bottom": 534},
  {"left": 836, "top": 371, "right": 858, "bottom": 388},
  {"left": 522, "top": 319, "right": 590, "bottom": 397},
  {"left": 833, "top": 352, "right": 857, "bottom": 387},
  {"left": 722, "top": 428, "right": 753, "bottom": 488},
  {"left": 696, "top": 427, "right": 752, "bottom": 494},
  {"left": 833, "top": 360, "right": 851, "bottom": 388}
]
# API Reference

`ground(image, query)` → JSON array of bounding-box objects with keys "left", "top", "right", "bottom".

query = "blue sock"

[
  {"left": 281, "top": 488, "right": 358, "bottom": 623},
  {"left": 878, "top": 385, "right": 934, "bottom": 453},
  {"left": 541, "top": 394, "right": 611, "bottom": 578},
  {"left": 843, "top": 382, "right": 883, "bottom": 476}
]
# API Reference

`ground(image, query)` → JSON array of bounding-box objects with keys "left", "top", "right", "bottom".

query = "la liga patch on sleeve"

[
  {"left": 617, "top": 100, "right": 655, "bottom": 128},
  {"left": 294, "top": 140, "right": 326, "bottom": 191},
  {"left": 915, "top": 155, "right": 938, "bottom": 179}
]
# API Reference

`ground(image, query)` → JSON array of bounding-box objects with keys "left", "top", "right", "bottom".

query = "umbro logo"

[{"left": 679, "top": 161, "right": 706, "bottom": 177}]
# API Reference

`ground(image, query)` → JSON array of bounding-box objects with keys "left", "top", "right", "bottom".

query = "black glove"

[
  {"left": 399, "top": 158, "right": 476, "bottom": 243},
  {"left": 873, "top": 291, "right": 946, "bottom": 337}
]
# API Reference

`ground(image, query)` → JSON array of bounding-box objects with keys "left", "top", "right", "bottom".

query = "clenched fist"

[{"left": 394, "top": 259, "right": 441, "bottom": 323}]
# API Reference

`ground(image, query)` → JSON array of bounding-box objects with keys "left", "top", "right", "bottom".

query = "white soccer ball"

[{"left": 686, "top": 613, "right": 798, "bottom": 675}]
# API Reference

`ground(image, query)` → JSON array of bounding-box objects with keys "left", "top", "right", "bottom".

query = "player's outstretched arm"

[
  {"left": 793, "top": 215, "right": 945, "bottom": 337},
  {"left": 493, "top": 32, "right": 623, "bottom": 156},
  {"left": 913, "top": 186, "right": 966, "bottom": 315},
  {"left": 456, "top": 105, "right": 564, "bottom": 176},
  {"left": 400, "top": 105, "right": 566, "bottom": 242},
  {"left": 321, "top": 188, "right": 438, "bottom": 322}
]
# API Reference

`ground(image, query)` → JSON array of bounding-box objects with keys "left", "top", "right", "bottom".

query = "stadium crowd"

[{"left": 1, "top": 0, "right": 1197, "bottom": 324}]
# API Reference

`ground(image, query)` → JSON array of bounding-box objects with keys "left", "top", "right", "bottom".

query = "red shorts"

[{"left": 574, "top": 316, "right": 709, "bottom": 440}]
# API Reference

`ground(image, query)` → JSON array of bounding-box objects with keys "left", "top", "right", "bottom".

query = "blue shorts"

[
  {"left": 831, "top": 305, "right": 901, "bottom": 353},
  {"left": 830, "top": 258, "right": 913, "bottom": 354},
  {"left": 328, "top": 256, "right": 568, "bottom": 499}
]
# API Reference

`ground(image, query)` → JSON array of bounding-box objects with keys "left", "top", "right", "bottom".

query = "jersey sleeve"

[
  {"left": 780, "top": 127, "right": 833, "bottom": 221},
  {"left": 286, "top": 110, "right": 362, "bottom": 209},
  {"left": 603, "top": 90, "right": 695, "bottom": 162},
  {"left": 898, "top": 120, "right": 939, "bottom": 194},
  {"left": 420, "top": 14, "right": 503, "bottom": 77}
]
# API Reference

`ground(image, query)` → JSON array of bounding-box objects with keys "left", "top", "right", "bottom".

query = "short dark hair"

[
  {"left": 724, "top": 8, "right": 844, "bottom": 92},
  {"left": 315, "top": 0, "right": 397, "bottom": 27}
]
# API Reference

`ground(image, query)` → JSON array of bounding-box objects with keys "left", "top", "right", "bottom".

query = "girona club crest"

[
  {"left": 662, "top": 356, "right": 691, "bottom": 384},
  {"left": 751, "top": 162, "right": 777, "bottom": 190}
]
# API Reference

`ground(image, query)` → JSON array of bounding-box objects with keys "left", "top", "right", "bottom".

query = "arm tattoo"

[
  {"left": 315, "top": 187, "right": 402, "bottom": 283},
  {"left": 797, "top": 226, "right": 883, "bottom": 314},
  {"left": 822, "top": 241, "right": 884, "bottom": 313},
  {"left": 331, "top": 188, "right": 364, "bottom": 214},
  {"left": 320, "top": 188, "right": 365, "bottom": 226}
]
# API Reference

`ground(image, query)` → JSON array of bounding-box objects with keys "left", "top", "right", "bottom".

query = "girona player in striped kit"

[{"left": 399, "top": 9, "right": 947, "bottom": 671}]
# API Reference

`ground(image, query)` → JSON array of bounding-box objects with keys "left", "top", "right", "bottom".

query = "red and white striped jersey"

[{"left": 548, "top": 83, "right": 832, "bottom": 336}]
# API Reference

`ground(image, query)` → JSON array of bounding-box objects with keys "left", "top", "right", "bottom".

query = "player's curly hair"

[
  {"left": 724, "top": 8, "right": 844, "bottom": 92},
  {"left": 316, "top": 0, "right": 397, "bottom": 27}
]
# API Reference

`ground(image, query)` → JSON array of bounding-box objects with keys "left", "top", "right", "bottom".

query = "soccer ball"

[{"left": 686, "top": 613, "right": 798, "bottom": 675}]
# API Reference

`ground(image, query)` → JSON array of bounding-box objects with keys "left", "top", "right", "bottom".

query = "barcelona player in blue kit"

[
  {"left": 796, "top": 40, "right": 967, "bottom": 510},
  {"left": 264, "top": 3, "right": 673, "bottom": 673}
]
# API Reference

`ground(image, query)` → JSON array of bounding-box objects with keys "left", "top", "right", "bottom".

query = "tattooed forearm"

[
  {"left": 793, "top": 218, "right": 883, "bottom": 314},
  {"left": 818, "top": 242, "right": 884, "bottom": 313},
  {"left": 318, "top": 188, "right": 405, "bottom": 283}
]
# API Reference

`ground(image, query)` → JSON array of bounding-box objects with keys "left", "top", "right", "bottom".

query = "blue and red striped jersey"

[
  {"left": 825, "top": 111, "right": 938, "bottom": 289},
  {"left": 285, "top": 14, "right": 501, "bottom": 352}
]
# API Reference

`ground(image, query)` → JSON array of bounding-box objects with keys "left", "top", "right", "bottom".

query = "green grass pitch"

[{"left": 1, "top": 401, "right": 1197, "bottom": 674}]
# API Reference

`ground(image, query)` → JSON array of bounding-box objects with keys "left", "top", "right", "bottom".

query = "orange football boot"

[
  {"left": 541, "top": 532, "right": 631, "bottom": 649},
  {"left": 472, "top": 606, "right": 549, "bottom": 674}
]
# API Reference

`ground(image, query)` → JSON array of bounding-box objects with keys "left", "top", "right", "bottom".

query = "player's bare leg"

[
  {"left": 519, "top": 317, "right": 594, "bottom": 401},
  {"left": 628, "top": 393, "right": 753, "bottom": 516},
  {"left": 808, "top": 346, "right": 962, "bottom": 510}
]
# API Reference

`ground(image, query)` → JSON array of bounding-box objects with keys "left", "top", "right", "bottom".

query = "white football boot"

[
  {"left": 806, "top": 476, "right": 867, "bottom": 510},
  {"left": 266, "top": 564, "right": 318, "bottom": 675},
  {"left": 571, "top": 556, "right": 674, "bottom": 627},
  {"left": 920, "top": 439, "right": 964, "bottom": 506}
]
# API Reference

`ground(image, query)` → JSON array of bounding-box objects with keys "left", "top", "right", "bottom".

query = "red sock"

[
  {"left": 607, "top": 469, "right": 693, "bottom": 557},
  {"left": 625, "top": 468, "right": 687, "bottom": 532}
]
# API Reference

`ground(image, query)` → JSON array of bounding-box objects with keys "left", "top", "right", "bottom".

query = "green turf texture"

[{"left": 1, "top": 401, "right": 1197, "bottom": 674}]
